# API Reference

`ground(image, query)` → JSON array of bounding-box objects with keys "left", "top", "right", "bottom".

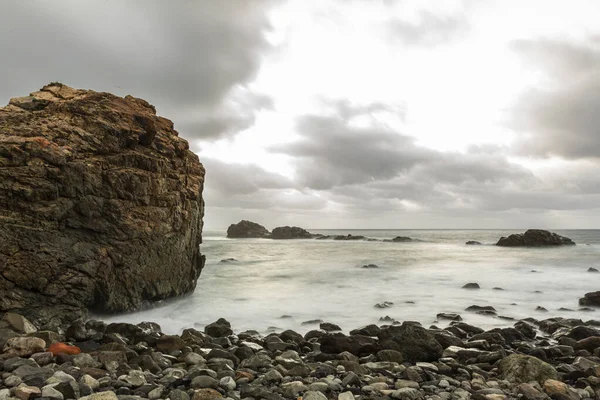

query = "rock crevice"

[{"left": 0, "top": 83, "right": 205, "bottom": 328}]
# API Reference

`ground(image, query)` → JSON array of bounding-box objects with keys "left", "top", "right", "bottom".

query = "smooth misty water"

[{"left": 103, "top": 230, "right": 600, "bottom": 335}]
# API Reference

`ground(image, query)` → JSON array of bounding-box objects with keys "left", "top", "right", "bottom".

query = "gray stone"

[
  {"left": 396, "top": 380, "right": 420, "bottom": 389},
  {"left": 498, "top": 354, "right": 558, "bottom": 384},
  {"left": 192, "top": 375, "right": 219, "bottom": 389},
  {"left": 122, "top": 370, "right": 147, "bottom": 387},
  {"left": 392, "top": 388, "right": 424, "bottom": 400},
  {"left": 339, "top": 392, "right": 355, "bottom": 400},
  {"left": 281, "top": 381, "right": 308, "bottom": 398},
  {"left": 1, "top": 313, "right": 37, "bottom": 333},
  {"left": 80, "top": 374, "right": 100, "bottom": 390},
  {"left": 31, "top": 351, "right": 54, "bottom": 366},
  {"left": 79, "top": 392, "right": 119, "bottom": 400},
  {"left": 309, "top": 382, "right": 330, "bottom": 392},
  {"left": 169, "top": 389, "right": 191, "bottom": 400},
  {"left": 264, "top": 369, "right": 283, "bottom": 383},
  {"left": 304, "top": 391, "right": 328, "bottom": 400},
  {"left": 42, "top": 384, "right": 65, "bottom": 400},
  {"left": 219, "top": 376, "right": 236, "bottom": 391}
]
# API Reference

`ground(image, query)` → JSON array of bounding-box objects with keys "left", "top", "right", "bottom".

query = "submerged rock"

[
  {"left": 226, "top": 220, "right": 269, "bottom": 238},
  {"left": 271, "top": 226, "right": 313, "bottom": 239},
  {"left": 496, "top": 229, "right": 575, "bottom": 247},
  {"left": 0, "top": 83, "right": 205, "bottom": 327}
]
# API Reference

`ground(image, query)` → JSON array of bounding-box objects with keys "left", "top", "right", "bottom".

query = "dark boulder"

[
  {"left": 271, "top": 226, "right": 312, "bottom": 239},
  {"left": 390, "top": 236, "right": 413, "bottom": 242},
  {"left": 466, "top": 241, "right": 482, "bottom": 245},
  {"left": 462, "top": 283, "right": 480, "bottom": 289},
  {"left": 319, "top": 333, "right": 378, "bottom": 356},
  {"left": 226, "top": 220, "right": 269, "bottom": 238},
  {"left": 579, "top": 292, "right": 600, "bottom": 307},
  {"left": 350, "top": 324, "right": 381, "bottom": 337},
  {"left": 496, "top": 229, "right": 575, "bottom": 247},
  {"left": 377, "top": 321, "right": 443, "bottom": 362},
  {"left": 0, "top": 84, "right": 205, "bottom": 328},
  {"left": 204, "top": 318, "right": 233, "bottom": 338}
]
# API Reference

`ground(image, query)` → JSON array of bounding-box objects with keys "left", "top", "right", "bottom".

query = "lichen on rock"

[{"left": 0, "top": 83, "right": 205, "bottom": 329}]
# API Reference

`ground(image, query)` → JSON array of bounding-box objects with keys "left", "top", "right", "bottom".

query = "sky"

[{"left": 1, "top": 0, "right": 600, "bottom": 229}]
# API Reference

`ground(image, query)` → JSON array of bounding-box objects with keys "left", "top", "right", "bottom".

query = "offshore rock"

[
  {"left": 271, "top": 226, "right": 313, "bottom": 239},
  {"left": 226, "top": 220, "right": 269, "bottom": 238},
  {"left": 0, "top": 83, "right": 205, "bottom": 328},
  {"left": 496, "top": 229, "right": 575, "bottom": 247}
]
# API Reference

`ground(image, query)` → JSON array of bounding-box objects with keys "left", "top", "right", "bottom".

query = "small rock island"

[{"left": 496, "top": 229, "right": 575, "bottom": 247}]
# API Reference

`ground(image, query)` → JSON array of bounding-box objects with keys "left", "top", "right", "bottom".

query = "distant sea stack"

[
  {"left": 271, "top": 226, "right": 313, "bottom": 239},
  {"left": 227, "top": 220, "right": 270, "bottom": 238},
  {"left": 496, "top": 229, "right": 575, "bottom": 247},
  {"left": 0, "top": 83, "right": 205, "bottom": 328}
]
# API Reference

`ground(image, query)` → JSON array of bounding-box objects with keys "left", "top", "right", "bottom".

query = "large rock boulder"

[
  {"left": 271, "top": 226, "right": 313, "bottom": 239},
  {"left": 377, "top": 322, "right": 442, "bottom": 362},
  {"left": 226, "top": 220, "right": 269, "bottom": 238},
  {"left": 0, "top": 83, "right": 205, "bottom": 328},
  {"left": 496, "top": 229, "right": 575, "bottom": 247}
]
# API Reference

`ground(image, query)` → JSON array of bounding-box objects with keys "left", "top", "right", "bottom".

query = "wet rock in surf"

[
  {"left": 301, "top": 319, "right": 323, "bottom": 326},
  {"left": 226, "top": 220, "right": 269, "bottom": 238},
  {"left": 362, "top": 264, "right": 379, "bottom": 269},
  {"left": 496, "top": 229, "right": 575, "bottom": 247},
  {"left": 333, "top": 234, "right": 366, "bottom": 241},
  {"left": 579, "top": 291, "right": 600, "bottom": 307},
  {"left": 436, "top": 313, "right": 462, "bottom": 321},
  {"left": 204, "top": 318, "right": 233, "bottom": 338},
  {"left": 588, "top": 267, "right": 599, "bottom": 273},
  {"left": 219, "top": 258, "right": 237, "bottom": 263},
  {"left": 465, "top": 305, "right": 497, "bottom": 316},
  {"left": 462, "top": 283, "right": 480, "bottom": 289},
  {"left": 320, "top": 322, "right": 342, "bottom": 332},
  {"left": 466, "top": 241, "right": 482, "bottom": 245},
  {"left": 374, "top": 301, "right": 394, "bottom": 309},
  {"left": 0, "top": 83, "right": 205, "bottom": 328},
  {"left": 271, "top": 226, "right": 313, "bottom": 239},
  {"left": 389, "top": 236, "right": 414, "bottom": 242}
]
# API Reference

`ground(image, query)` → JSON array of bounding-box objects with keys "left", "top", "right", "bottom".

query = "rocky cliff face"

[{"left": 0, "top": 83, "right": 205, "bottom": 328}]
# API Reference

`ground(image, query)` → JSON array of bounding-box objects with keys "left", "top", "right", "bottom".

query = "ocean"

[{"left": 103, "top": 229, "right": 600, "bottom": 335}]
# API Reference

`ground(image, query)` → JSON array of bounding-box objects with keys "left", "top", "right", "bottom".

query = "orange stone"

[{"left": 48, "top": 342, "right": 81, "bottom": 356}]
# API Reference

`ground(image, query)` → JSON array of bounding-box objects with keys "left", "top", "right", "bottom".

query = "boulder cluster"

[{"left": 2, "top": 310, "right": 600, "bottom": 400}]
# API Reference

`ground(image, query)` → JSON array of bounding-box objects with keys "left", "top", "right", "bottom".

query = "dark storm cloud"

[
  {"left": 510, "top": 37, "right": 600, "bottom": 159},
  {"left": 0, "top": 0, "right": 275, "bottom": 140},
  {"left": 387, "top": 11, "right": 469, "bottom": 47},
  {"left": 271, "top": 107, "right": 429, "bottom": 190},
  {"left": 202, "top": 158, "right": 293, "bottom": 196}
]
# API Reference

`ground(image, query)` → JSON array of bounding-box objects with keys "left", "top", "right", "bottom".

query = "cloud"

[
  {"left": 272, "top": 103, "right": 428, "bottom": 189},
  {"left": 510, "top": 37, "right": 600, "bottom": 159},
  {"left": 387, "top": 10, "right": 469, "bottom": 47},
  {"left": 202, "top": 158, "right": 293, "bottom": 196},
  {"left": 0, "top": 0, "right": 276, "bottom": 140}
]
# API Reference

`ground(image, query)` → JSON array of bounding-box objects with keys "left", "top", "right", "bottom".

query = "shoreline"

[{"left": 2, "top": 312, "right": 600, "bottom": 400}]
